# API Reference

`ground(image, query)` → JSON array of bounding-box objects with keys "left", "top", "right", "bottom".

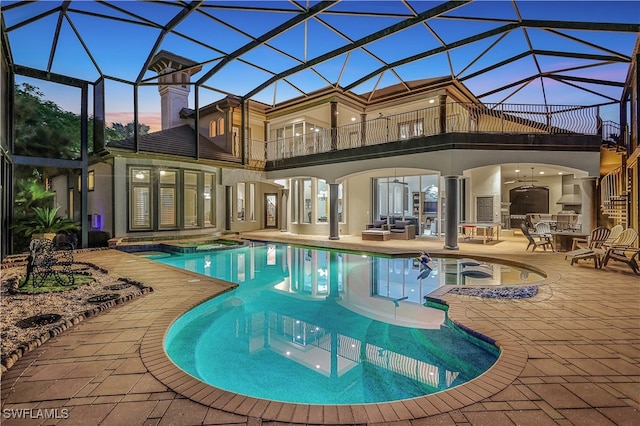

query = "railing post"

[
  {"left": 438, "top": 94, "right": 447, "bottom": 134},
  {"left": 596, "top": 106, "right": 602, "bottom": 139},
  {"left": 360, "top": 113, "right": 367, "bottom": 147},
  {"left": 331, "top": 101, "right": 338, "bottom": 151}
]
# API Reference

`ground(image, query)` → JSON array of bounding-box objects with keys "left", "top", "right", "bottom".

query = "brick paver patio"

[{"left": 1, "top": 231, "right": 638, "bottom": 425}]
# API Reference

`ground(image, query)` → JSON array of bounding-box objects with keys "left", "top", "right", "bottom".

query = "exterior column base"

[{"left": 444, "top": 245, "right": 459, "bottom": 250}]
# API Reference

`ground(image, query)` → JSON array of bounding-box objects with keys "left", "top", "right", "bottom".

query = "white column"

[
  {"left": 444, "top": 175, "right": 460, "bottom": 250},
  {"left": 579, "top": 177, "right": 598, "bottom": 232}
]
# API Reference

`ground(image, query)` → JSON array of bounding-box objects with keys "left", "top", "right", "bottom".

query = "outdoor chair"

[
  {"left": 386, "top": 220, "right": 416, "bottom": 240},
  {"left": 534, "top": 222, "right": 553, "bottom": 240},
  {"left": 565, "top": 226, "right": 611, "bottom": 268},
  {"left": 366, "top": 219, "right": 387, "bottom": 230},
  {"left": 570, "top": 228, "right": 637, "bottom": 271},
  {"left": 601, "top": 228, "right": 639, "bottom": 274},
  {"left": 54, "top": 231, "right": 78, "bottom": 250},
  {"left": 570, "top": 225, "right": 616, "bottom": 251},
  {"left": 25, "top": 238, "right": 75, "bottom": 287},
  {"left": 520, "top": 222, "right": 554, "bottom": 252},
  {"left": 601, "top": 224, "right": 624, "bottom": 250}
]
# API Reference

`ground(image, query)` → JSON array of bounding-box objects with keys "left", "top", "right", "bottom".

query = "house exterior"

[{"left": 65, "top": 49, "right": 631, "bottom": 249}]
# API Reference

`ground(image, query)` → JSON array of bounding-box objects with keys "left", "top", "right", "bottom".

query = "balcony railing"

[
  {"left": 600, "top": 165, "right": 628, "bottom": 224},
  {"left": 246, "top": 102, "right": 606, "bottom": 163}
]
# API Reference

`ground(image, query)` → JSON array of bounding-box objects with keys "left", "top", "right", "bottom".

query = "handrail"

[{"left": 248, "top": 102, "right": 611, "bottom": 162}]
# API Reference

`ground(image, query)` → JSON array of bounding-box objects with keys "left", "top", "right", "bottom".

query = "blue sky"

[{"left": 5, "top": 1, "right": 639, "bottom": 130}]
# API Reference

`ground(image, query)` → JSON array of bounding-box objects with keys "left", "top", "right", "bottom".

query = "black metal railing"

[{"left": 246, "top": 102, "right": 610, "bottom": 163}]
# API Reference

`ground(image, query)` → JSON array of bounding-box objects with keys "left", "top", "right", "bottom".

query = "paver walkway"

[{"left": 1, "top": 231, "right": 638, "bottom": 425}]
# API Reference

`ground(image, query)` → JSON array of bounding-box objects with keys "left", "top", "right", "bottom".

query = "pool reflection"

[{"left": 155, "top": 242, "right": 541, "bottom": 329}]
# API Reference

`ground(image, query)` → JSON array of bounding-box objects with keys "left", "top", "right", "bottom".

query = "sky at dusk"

[{"left": 6, "top": 0, "right": 639, "bottom": 131}]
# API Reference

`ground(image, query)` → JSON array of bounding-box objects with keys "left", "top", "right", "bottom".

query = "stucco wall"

[
  {"left": 87, "top": 161, "right": 114, "bottom": 236},
  {"left": 111, "top": 156, "right": 225, "bottom": 239}
]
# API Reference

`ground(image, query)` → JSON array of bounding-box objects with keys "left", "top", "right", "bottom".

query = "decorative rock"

[
  {"left": 87, "top": 293, "right": 120, "bottom": 303},
  {"left": 15, "top": 313, "right": 62, "bottom": 329},
  {"left": 448, "top": 285, "right": 538, "bottom": 299}
]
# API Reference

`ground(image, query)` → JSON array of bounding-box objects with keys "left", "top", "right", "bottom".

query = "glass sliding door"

[
  {"left": 302, "top": 179, "right": 312, "bottom": 224},
  {"left": 373, "top": 173, "right": 439, "bottom": 236},
  {"left": 265, "top": 193, "right": 277, "bottom": 228}
]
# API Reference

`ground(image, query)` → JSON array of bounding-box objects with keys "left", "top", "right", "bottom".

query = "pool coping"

[{"left": 139, "top": 253, "right": 559, "bottom": 423}]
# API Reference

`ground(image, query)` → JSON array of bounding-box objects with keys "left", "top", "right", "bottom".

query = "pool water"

[{"left": 157, "top": 243, "right": 532, "bottom": 404}]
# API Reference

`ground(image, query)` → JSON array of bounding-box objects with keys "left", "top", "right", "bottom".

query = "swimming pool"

[{"left": 156, "top": 242, "right": 534, "bottom": 404}]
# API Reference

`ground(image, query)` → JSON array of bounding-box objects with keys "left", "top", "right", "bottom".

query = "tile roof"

[{"left": 106, "top": 125, "right": 238, "bottom": 162}]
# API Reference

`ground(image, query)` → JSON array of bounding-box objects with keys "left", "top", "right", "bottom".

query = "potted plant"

[{"left": 13, "top": 206, "right": 80, "bottom": 241}]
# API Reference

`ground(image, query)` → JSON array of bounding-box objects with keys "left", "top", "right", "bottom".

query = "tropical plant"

[
  {"left": 13, "top": 178, "right": 55, "bottom": 215},
  {"left": 12, "top": 206, "right": 79, "bottom": 237}
]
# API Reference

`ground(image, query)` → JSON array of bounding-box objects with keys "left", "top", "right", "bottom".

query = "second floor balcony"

[{"left": 245, "top": 102, "right": 626, "bottom": 169}]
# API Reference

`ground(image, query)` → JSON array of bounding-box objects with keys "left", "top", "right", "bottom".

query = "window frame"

[
  {"left": 183, "top": 171, "right": 199, "bottom": 228},
  {"left": 158, "top": 169, "right": 178, "bottom": 230},
  {"left": 127, "top": 166, "right": 213, "bottom": 232},
  {"left": 129, "top": 167, "right": 153, "bottom": 231}
]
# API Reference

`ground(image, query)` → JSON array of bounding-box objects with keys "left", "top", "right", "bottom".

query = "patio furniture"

[
  {"left": 520, "top": 222, "right": 554, "bottom": 252},
  {"left": 601, "top": 229, "right": 639, "bottom": 274},
  {"left": 601, "top": 224, "right": 624, "bottom": 249},
  {"left": 565, "top": 226, "right": 611, "bottom": 268},
  {"left": 567, "top": 226, "right": 622, "bottom": 254},
  {"left": 366, "top": 219, "right": 387, "bottom": 230},
  {"left": 54, "top": 231, "right": 78, "bottom": 250},
  {"left": 386, "top": 220, "right": 416, "bottom": 240},
  {"left": 459, "top": 223, "right": 501, "bottom": 244},
  {"left": 534, "top": 222, "right": 553, "bottom": 239},
  {"left": 25, "top": 238, "right": 75, "bottom": 287},
  {"left": 361, "top": 230, "right": 391, "bottom": 241},
  {"left": 570, "top": 228, "right": 638, "bottom": 270}
]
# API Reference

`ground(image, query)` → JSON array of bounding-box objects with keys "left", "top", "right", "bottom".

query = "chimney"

[{"left": 148, "top": 50, "right": 202, "bottom": 130}]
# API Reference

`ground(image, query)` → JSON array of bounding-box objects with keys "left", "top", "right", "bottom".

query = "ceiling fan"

[
  {"left": 504, "top": 166, "right": 537, "bottom": 185},
  {"left": 515, "top": 167, "right": 547, "bottom": 191},
  {"left": 391, "top": 170, "right": 408, "bottom": 185}
]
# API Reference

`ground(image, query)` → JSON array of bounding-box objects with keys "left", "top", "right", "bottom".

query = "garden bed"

[{"left": 1, "top": 257, "right": 152, "bottom": 373}]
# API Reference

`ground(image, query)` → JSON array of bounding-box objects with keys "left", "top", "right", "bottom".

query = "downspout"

[
  {"left": 195, "top": 88, "right": 200, "bottom": 160},
  {"left": 241, "top": 99, "right": 246, "bottom": 165}
]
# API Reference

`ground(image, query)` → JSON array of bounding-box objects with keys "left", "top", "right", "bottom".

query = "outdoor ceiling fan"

[
  {"left": 514, "top": 167, "right": 547, "bottom": 191},
  {"left": 391, "top": 170, "right": 409, "bottom": 185},
  {"left": 504, "top": 166, "right": 537, "bottom": 185}
]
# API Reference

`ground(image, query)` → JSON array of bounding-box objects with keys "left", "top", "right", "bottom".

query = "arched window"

[
  {"left": 218, "top": 117, "right": 225, "bottom": 135},
  {"left": 209, "top": 120, "right": 217, "bottom": 137}
]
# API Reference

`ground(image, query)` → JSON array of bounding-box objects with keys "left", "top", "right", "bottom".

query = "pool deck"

[{"left": 1, "top": 230, "right": 639, "bottom": 425}]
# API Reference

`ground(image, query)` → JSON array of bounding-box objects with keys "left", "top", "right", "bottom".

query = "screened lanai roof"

[{"left": 2, "top": 0, "right": 639, "bottom": 110}]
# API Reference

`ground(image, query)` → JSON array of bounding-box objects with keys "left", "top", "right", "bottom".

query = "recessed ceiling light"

[
  {"left": 351, "top": 117, "right": 356, "bottom": 121},
  {"left": 429, "top": 99, "right": 435, "bottom": 104},
  {"left": 558, "top": 172, "right": 563, "bottom": 175},
  {"left": 515, "top": 169, "right": 520, "bottom": 173},
  {"left": 539, "top": 171, "right": 544, "bottom": 175}
]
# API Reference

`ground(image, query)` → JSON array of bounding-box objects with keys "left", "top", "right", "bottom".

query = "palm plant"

[
  {"left": 13, "top": 206, "right": 79, "bottom": 237},
  {"left": 14, "top": 179, "right": 55, "bottom": 215}
]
